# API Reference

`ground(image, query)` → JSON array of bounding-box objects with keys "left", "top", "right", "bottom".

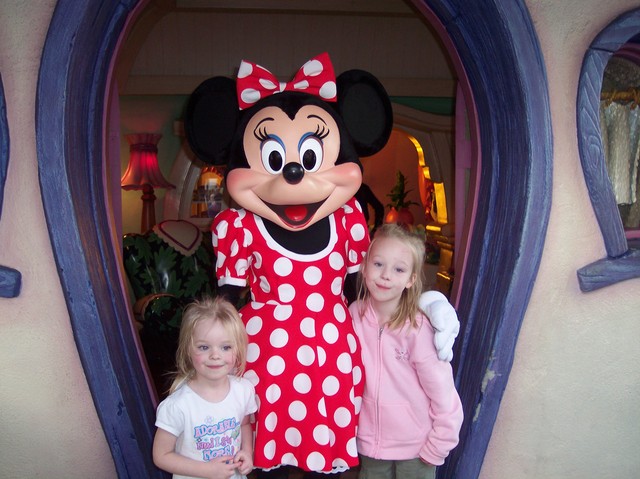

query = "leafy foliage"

[
  {"left": 386, "top": 170, "right": 418, "bottom": 209},
  {"left": 122, "top": 229, "right": 218, "bottom": 396}
]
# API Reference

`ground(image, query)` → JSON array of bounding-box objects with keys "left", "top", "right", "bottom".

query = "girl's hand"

[
  {"left": 419, "top": 457, "right": 436, "bottom": 467},
  {"left": 232, "top": 450, "right": 254, "bottom": 475},
  {"left": 203, "top": 456, "right": 238, "bottom": 479},
  {"left": 153, "top": 428, "right": 239, "bottom": 479}
]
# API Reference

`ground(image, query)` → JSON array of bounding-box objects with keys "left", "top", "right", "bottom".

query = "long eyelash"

[
  {"left": 254, "top": 126, "right": 270, "bottom": 142},
  {"left": 314, "top": 124, "right": 329, "bottom": 140}
]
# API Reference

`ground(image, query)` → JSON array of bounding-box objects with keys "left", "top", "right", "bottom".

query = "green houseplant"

[{"left": 385, "top": 170, "right": 418, "bottom": 226}]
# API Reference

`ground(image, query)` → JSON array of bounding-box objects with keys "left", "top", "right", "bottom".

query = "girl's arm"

[
  {"left": 414, "top": 325, "right": 464, "bottom": 466},
  {"left": 152, "top": 428, "right": 237, "bottom": 479},
  {"left": 233, "top": 415, "right": 254, "bottom": 475}
]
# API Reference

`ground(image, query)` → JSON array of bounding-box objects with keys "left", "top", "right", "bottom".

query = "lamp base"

[{"left": 140, "top": 184, "right": 157, "bottom": 233}]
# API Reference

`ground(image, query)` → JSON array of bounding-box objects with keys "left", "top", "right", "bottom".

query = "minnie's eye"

[
  {"left": 261, "top": 137, "right": 286, "bottom": 174},
  {"left": 298, "top": 135, "right": 323, "bottom": 172}
]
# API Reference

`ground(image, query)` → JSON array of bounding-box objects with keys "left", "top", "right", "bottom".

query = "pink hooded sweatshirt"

[{"left": 350, "top": 300, "right": 463, "bottom": 466}]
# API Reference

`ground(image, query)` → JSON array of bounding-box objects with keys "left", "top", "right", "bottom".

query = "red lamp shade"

[{"left": 121, "top": 133, "right": 175, "bottom": 233}]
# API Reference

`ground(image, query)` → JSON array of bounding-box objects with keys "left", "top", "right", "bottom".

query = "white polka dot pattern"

[
  {"left": 265, "top": 384, "right": 281, "bottom": 404},
  {"left": 293, "top": 373, "right": 312, "bottom": 394},
  {"left": 267, "top": 355, "right": 285, "bottom": 376},
  {"left": 285, "top": 427, "right": 302, "bottom": 447},
  {"left": 265, "top": 412, "right": 278, "bottom": 432},
  {"left": 303, "top": 266, "right": 322, "bottom": 285},
  {"left": 307, "top": 452, "right": 326, "bottom": 471},
  {"left": 235, "top": 52, "right": 338, "bottom": 110},
  {"left": 211, "top": 197, "right": 369, "bottom": 473},
  {"left": 290, "top": 400, "right": 308, "bottom": 420}
]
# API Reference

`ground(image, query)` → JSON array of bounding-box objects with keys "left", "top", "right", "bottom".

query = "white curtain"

[
  {"left": 599, "top": 101, "right": 640, "bottom": 206},
  {"left": 599, "top": 101, "right": 640, "bottom": 228}
]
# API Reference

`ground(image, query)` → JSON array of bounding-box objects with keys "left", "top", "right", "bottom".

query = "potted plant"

[{"left": 385, "top": 170, "right": 418, "bottom": 227}]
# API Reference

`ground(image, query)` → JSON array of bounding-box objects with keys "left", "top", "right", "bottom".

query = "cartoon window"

[{"left": 576, "top": 9, "right": 640, "bottom": 292}]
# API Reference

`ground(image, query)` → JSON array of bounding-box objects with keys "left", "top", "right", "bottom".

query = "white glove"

[{"left": 419, "top": 291, "right": 460, "bottom": 362}]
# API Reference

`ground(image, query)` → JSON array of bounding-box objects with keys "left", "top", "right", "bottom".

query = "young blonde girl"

[
  {"left": 153, "top": 296, "right": 257, "bottom": 479},
  {"left": 349, "top": 224, "right": 463, "bottom": 479}
]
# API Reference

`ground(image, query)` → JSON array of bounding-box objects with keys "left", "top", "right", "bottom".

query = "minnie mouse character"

[{"left": 185, "top": 53, "right": 459, "bottom": 477}]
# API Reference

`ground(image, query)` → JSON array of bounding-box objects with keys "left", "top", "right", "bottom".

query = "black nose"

[{"left": 283, "top": 163, "right": 304, "bottom": 185}]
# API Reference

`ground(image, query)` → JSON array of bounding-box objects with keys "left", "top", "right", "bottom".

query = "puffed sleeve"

[
  {"left": 211, "top": 208, "right": 250, "bottom": 288},
  {"left": 342, "top": 197, "right": 371, "bottom": 274},
  {"left": 240, "top": 377, "right": 258, "bottom": 416},
  {"left": 155, "top": 395, "right": 185, "bottom": 438}
]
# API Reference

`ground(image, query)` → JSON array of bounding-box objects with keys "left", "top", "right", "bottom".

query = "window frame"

[
  {"left": 0, "top": 74, "right": 21, "bottom": 298},
  {"left": 576, "top": 8, "right": 640, "bottom": 292}
]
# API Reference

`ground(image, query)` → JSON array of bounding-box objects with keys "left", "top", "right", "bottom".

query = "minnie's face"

[{"left": 226, "top": 104, "right": 362, "bottom": 230}]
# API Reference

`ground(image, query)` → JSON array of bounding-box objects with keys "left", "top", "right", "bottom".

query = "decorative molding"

[
  {"left": 420, "top": 2, "right": 552, "bottom": 477},
  {"left": 37, "top": 1, "right": 163, "bottom": 476},
  {"left": 0, "top": 73, "right": 22, "bottom": 298},
  {"left": 576, "top": 8, "right": 640, "bottom": 292}
]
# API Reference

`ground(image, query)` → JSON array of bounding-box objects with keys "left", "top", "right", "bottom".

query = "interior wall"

[
  {"left": 120, "top": 8, "right": 456, "bottom": 97},
  {"left": 119, "top": 95, "right": 187, "bottom": 235},
  {"left": 362, "top": 129, "right": 427, "bottom": 227}
]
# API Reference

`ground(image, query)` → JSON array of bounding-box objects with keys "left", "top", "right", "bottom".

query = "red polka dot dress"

[{"left": 211, "top": 197, "right": 368, "bottom": 473}]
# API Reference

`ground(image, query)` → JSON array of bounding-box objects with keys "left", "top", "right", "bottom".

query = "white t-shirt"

[{"left": 155, "top": 376, "right": 258, "bottom": 479}]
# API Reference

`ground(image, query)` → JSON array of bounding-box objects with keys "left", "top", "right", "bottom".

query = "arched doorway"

[{"left": 36, "top": 1, "right": 551, "bottom": 477}]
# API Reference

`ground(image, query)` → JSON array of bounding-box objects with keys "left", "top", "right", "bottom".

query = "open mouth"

[{"left": 265, "top": 200, "right": 326, "bottom": 229}]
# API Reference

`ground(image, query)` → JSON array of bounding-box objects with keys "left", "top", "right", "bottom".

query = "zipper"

[{"left": 374, "top": 325, "right": 383, "bottom": 457}]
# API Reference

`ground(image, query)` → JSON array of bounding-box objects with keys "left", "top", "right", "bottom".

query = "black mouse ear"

[
  {"left": 336, "top": 70, "right": 393, "bottom": 157},
  {"left": 185, "top": 76, "right": 239, "bottom": 165}
]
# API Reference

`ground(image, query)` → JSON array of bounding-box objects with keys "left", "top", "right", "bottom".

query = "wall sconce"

[{"left": 121, "top": 133, "right": 175, "bottom": 233}]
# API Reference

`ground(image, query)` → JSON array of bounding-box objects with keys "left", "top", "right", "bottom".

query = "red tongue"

[{"left": 284, "top": 205, "right": 308, "bottom": 222}]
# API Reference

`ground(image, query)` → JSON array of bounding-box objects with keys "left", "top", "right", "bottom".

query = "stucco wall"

[
  {"left": 0, "top": 2, "right": 116, "bottom": 478},
  {"left": 0, "top": 1, "right": 638, "bottom": 479},
  {"left": 480, "top": 1, "right": 640, "bottom": 477}
]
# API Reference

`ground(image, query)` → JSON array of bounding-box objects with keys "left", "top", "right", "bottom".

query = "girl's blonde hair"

[
  {"left": 358, "top": 224, "right": 426, "bottom": 330},
  {"left": 169, "top": 296, "right": 248, "bottom": 394}
]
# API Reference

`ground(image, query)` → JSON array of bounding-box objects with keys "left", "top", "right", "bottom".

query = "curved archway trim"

[
  {"left": 36, "top": 1, "right": 161, "bottom": 476},
  {"left": 419, "top": 1, "right": 552, "bottom": 477},
  {"left": 36, "top": 0, "right": 551, "bottom": 477}
]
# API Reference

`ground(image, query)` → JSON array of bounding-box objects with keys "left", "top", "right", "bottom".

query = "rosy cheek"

[{"left": 226, "top": 169, "right": 256, "bottom": 196}]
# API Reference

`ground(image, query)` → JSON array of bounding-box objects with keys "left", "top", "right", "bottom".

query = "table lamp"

[{"left": 121, "top": 133, "right": 175, "bottom": 233}]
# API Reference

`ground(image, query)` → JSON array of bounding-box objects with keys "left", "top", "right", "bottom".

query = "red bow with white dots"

[{"left": 236, "top": 52, "right": 337, "bottom": 110}]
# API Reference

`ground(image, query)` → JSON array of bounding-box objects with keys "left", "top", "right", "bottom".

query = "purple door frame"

[{"left": 35, "top": 1, "right": 551, "bottom": 477}]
